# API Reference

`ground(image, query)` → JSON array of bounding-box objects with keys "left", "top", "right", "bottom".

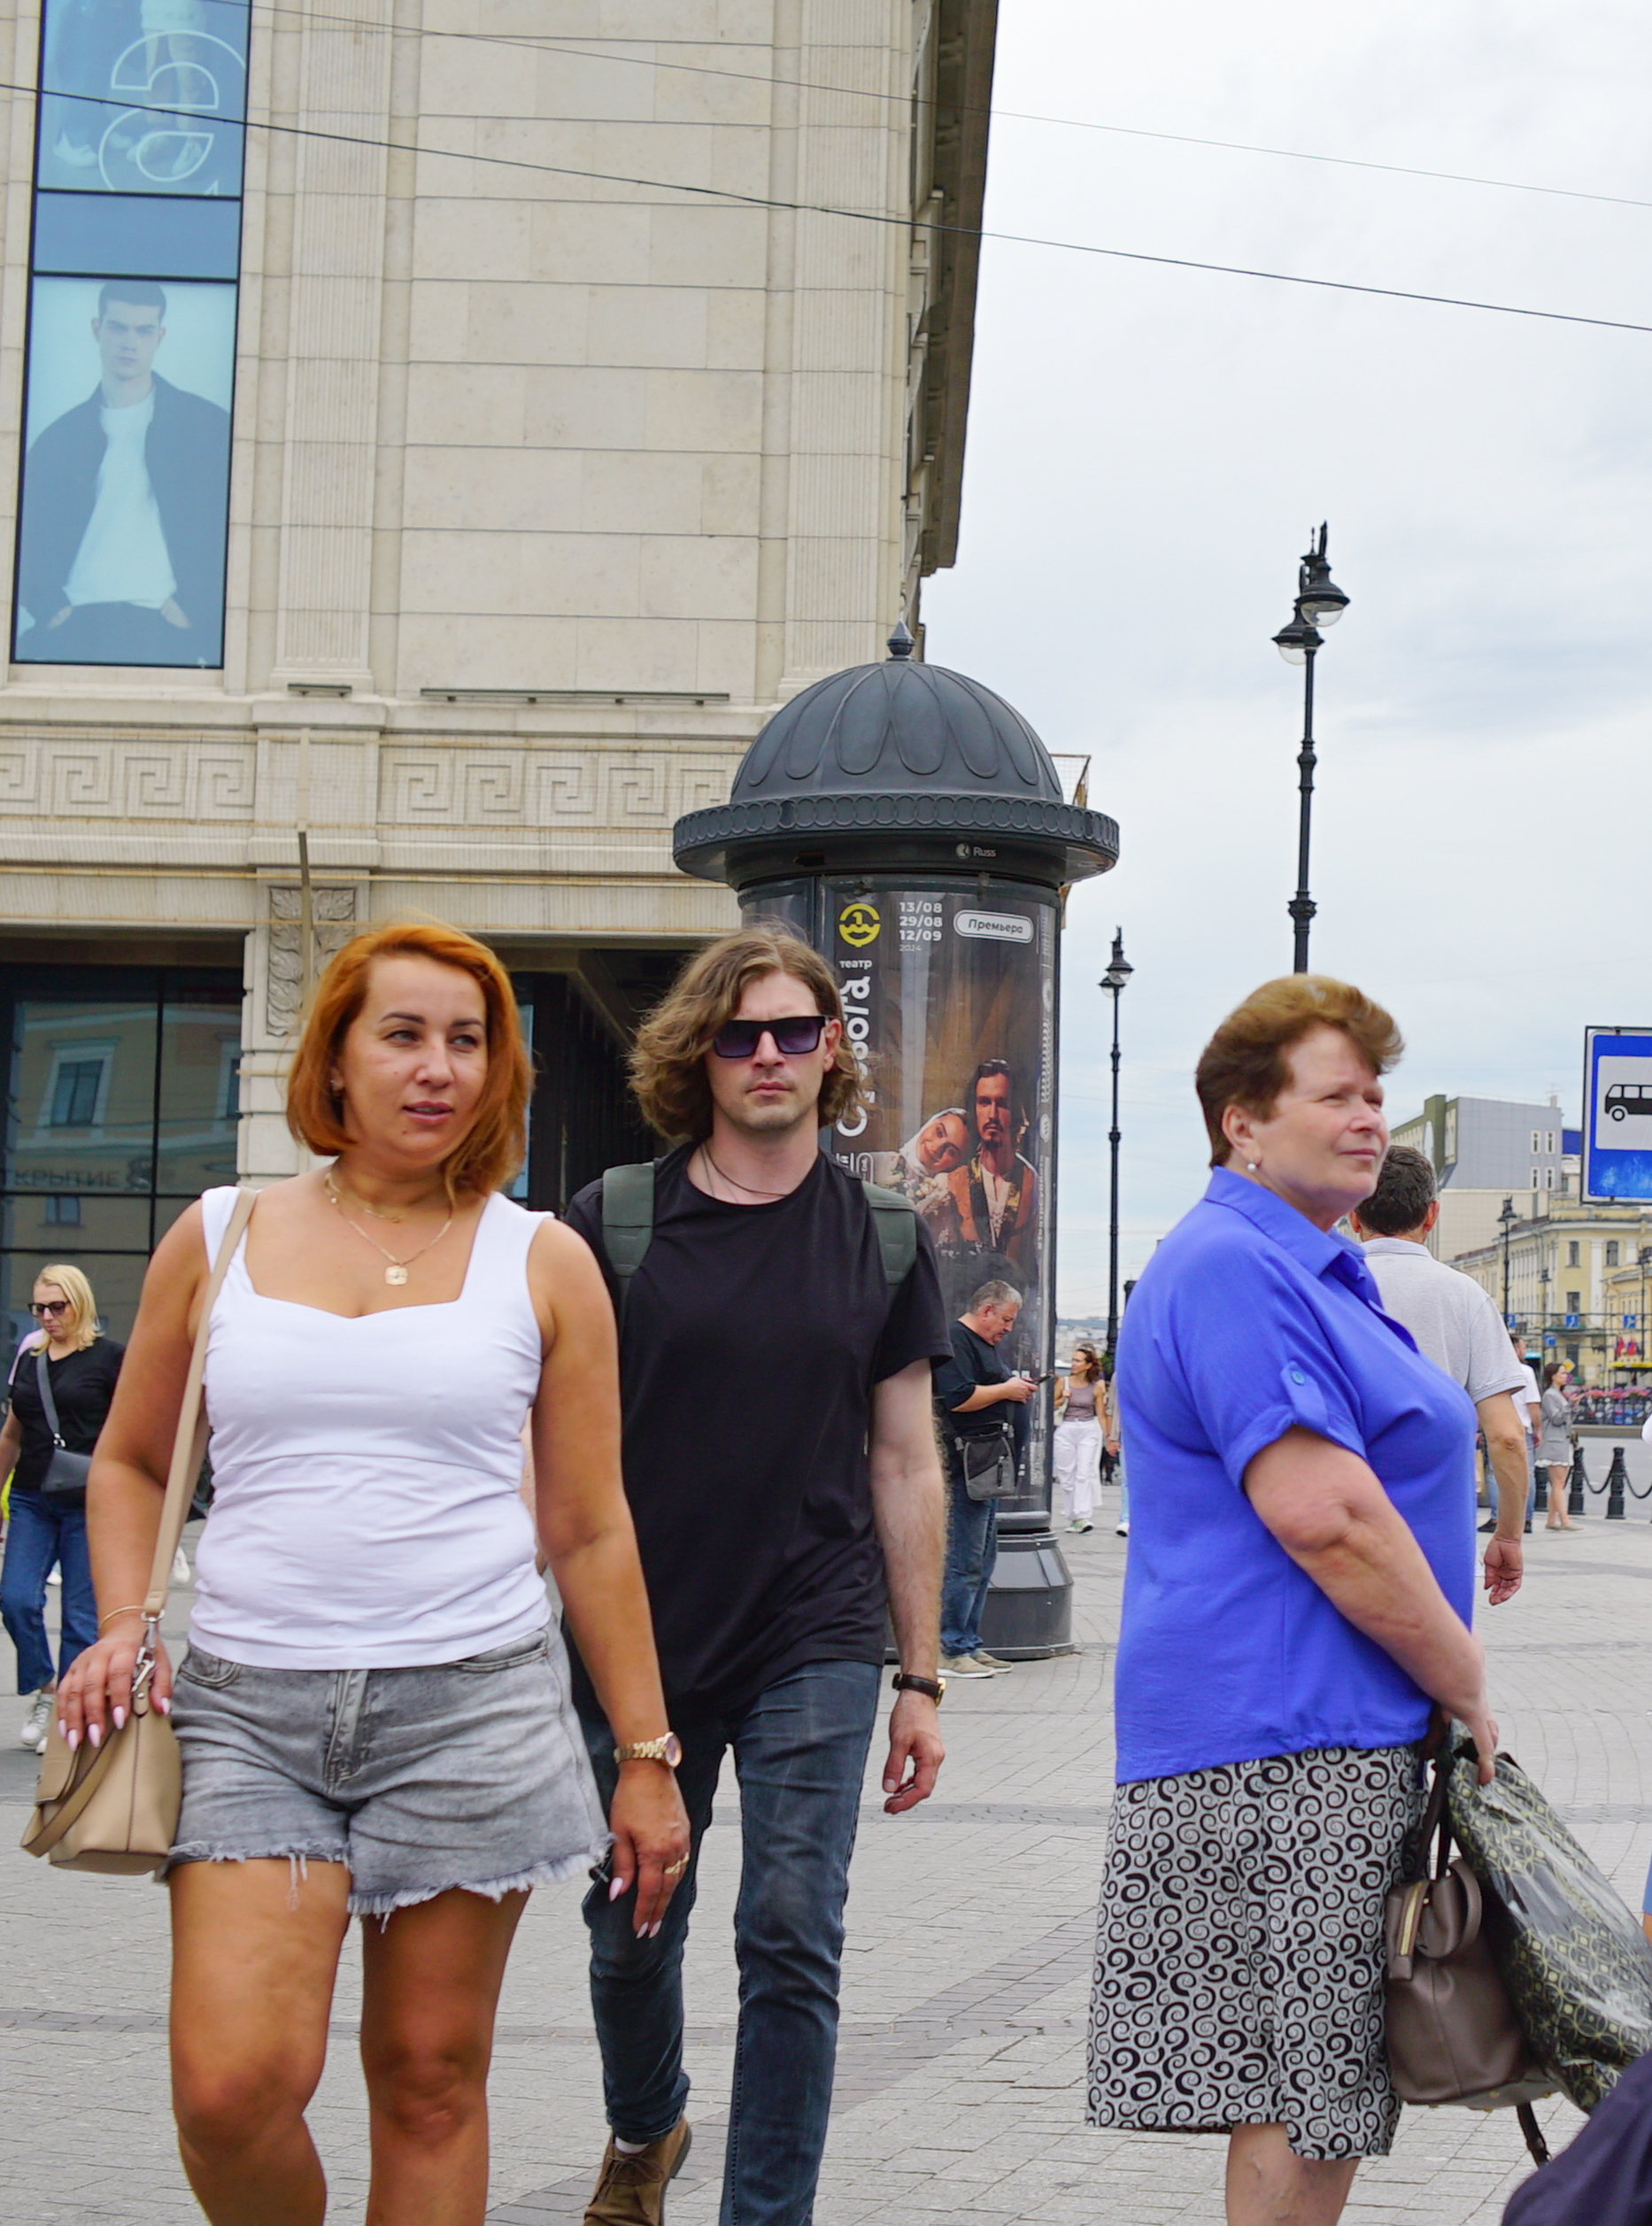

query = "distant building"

[
  {"left": 1455, "top": 1199, "right": 1652, "bottom": 1382},
  {"left": 1390, "top": 1094, "right": 1574, "bottom": 1196}
]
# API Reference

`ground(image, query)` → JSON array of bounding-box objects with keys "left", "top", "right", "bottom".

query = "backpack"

[{"left": 598, "top": 1160, "right": 917, "bottom": 1325}]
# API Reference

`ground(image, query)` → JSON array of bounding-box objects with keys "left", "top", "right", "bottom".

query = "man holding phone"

[{"left": 934, "top": 1278, "right": 1034, "bottom": 1677}]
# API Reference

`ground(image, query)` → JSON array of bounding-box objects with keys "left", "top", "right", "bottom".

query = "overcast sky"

[{"left": 920, "top": 1, "right": 1652, "bottom": 1317}]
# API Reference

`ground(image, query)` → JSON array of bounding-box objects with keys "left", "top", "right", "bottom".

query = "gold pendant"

[{"left": 385, "top": 1264, "right": 408, "bottom": 1286}]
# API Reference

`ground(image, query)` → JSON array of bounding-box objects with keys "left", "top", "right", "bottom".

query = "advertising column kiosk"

[{"left": 673, "top": 629, "right": 1119, "bottom": 1654}]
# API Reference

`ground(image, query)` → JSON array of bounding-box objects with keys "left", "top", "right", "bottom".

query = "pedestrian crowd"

[{"left": 0, "top": 933, "right": 1625, "bottom": 2226}]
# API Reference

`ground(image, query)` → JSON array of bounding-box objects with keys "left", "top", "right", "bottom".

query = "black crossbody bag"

[
  {"left": 945, "top": 1415, "right": 1016, "bottom": 1503},
  {"left": 34, "top": 1349, "right": 93, "bottom": 1510}
]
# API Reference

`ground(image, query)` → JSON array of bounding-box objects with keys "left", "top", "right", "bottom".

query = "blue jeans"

[
  {"left": 1, "top": 1491, "right": 96, "bottom": 1694},
  {"left": 581, "top": 1658, "right": 880, "bottom": 2226},
  {"left": 940, "top": 1473, "right": 997, "bottom": 1658}
]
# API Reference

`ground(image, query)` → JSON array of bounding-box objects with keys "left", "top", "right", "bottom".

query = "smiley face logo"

[{"left": 838, "top": 901, "right": 881, "bottom": 948}]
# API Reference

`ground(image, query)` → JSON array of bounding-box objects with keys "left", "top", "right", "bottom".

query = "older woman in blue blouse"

[{"left": 1088, "top": 977, "right": 1510, "bottom": 2226}]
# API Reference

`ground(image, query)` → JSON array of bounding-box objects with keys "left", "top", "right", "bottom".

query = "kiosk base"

[{"left": 979, "top": 1532, "right": 1077, "bottom": 1659}]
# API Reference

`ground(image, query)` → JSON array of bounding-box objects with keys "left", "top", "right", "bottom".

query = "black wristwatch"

[{"left": 891, "top": 1672, "right": 944, "bottom": 1704}]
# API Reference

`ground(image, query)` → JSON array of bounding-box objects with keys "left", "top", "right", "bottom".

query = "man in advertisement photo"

[
  {"left": 16, "top": 277, "right": 231, "bottom": 666},
  {"left": 924, "top": 1057, "right": 1040, "bottom": 1286}
]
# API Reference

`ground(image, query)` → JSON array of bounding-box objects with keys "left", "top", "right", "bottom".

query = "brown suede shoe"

[{"left": 583, "top": 2119, "right": 692, "bottom": 2225}]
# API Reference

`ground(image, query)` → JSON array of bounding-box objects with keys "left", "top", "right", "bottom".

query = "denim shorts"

[{"left": 166, "top": 1626, "right": 608, "bottom": 1916}]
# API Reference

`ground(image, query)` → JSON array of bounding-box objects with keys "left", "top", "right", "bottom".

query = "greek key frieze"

[{"left": 0, "top": 740, "right": 255, "bottom": 820}]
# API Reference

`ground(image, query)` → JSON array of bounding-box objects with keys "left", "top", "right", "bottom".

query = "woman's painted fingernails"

[
  {"left": 112, "top": 1706, "right": 126, "bottom": 1731},
  {"left": 56, "top": 1720, "right": 66, "bottom": 1741},
  {"left": 649, "top": 1922, "right": 662, "bottom": 1938},
  {"left": 66, "top": 1727, "right": 80, "bottom": 1751},
  {"left": 87, "top": 1722, "right": 100, "bottom": 1748},
  {"left": 156, "top": 1697, "right": 170, "bottom": 1716},
  {"left": 608, "top": 1875, "right": 626, "bottom": 1901}
]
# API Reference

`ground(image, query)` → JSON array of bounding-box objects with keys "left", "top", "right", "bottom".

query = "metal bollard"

[
  {"left": 1605, "top": 1445, "right": 1628, "bottom": 1519},
  {"left": 1568, "top": 1443, "right": 1587, "bottom": 1518},
  {"left": 1533, "top": 1468, "right": 1548, "bottom": 1512}
]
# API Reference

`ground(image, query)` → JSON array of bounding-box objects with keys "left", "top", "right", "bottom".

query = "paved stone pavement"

[{"left": 3, "top": 1459, "right": 1652, "bottom": 2225}]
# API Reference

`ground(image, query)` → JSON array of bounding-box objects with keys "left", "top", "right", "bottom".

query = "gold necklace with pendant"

[{"left": 324, "top": 1172, "right": 454, "bottom": 1287}]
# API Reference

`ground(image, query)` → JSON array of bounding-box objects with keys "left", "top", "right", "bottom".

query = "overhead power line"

[
  {"left": 21, "top": 86, "right": 1652, "bottom": 336},
  {"left": 237, "top": 0, "right": 1652, "bottom": 216}
]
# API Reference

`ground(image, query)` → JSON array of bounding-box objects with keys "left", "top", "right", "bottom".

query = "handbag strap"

[
  {"left": 33, "top": 1347, "right": 66, "bottom": 1447},
  {"left": 140, "top": 1186, "right": 257, "bottom": 1623},
  {"left": 1402, "top": 1755, "right": 1454, "bottom": 1886}
]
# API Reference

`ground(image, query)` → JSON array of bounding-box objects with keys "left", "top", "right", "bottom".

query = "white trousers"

[{"left": 1054, "top": 1417, "right": 1102, "bottom": 1522}]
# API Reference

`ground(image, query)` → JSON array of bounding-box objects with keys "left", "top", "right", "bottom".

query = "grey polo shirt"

[{"left": 1360, "top": 1237, "right": 1527, "bottom": 1404}]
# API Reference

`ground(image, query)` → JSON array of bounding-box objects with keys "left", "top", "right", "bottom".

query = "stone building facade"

[{"left": 0, "top": 0, "right": 996, "bottom": 1331}]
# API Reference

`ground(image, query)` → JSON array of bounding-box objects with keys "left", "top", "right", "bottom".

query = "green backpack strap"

[
  {"left": 861, "top": 1179, "right": 918, "bottom": 1295},
  {"left": 600, "top": 1162, "right": 657, "bottom": 1325},
  {"left": 601, "top": 1163, "right": 914, "bottom": 1319}
]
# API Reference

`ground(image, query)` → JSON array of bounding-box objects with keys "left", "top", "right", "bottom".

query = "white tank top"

[{"left": 189, "top": 1185, "right": 552, "bottom": 1670}]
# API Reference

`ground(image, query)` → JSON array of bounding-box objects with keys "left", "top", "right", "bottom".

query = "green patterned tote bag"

[{"left": 1445, "top": 1735, "right": 1652, "bottom": 2111}]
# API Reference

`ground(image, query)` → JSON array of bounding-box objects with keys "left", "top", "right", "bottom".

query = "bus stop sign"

[{"left": 1583, "top": 1027, "right": 1652, "bottom": 1200}]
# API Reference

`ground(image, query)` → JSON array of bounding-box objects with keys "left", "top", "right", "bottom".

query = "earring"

[{"left": 1247, "top": 1161, "right": 1260, "bottom": 1172}]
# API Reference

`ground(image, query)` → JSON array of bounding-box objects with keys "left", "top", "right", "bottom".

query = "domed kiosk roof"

[{"left": 673, "top": 626, "right": 1118, "bottom": 891}]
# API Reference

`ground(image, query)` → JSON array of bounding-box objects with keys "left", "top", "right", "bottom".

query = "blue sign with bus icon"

[{"left": 1584, "top": 1029, "right": 1652, "bottom": 1201}]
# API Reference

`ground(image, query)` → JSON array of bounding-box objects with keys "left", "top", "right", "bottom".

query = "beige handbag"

[
  {"left": 1386, "top": 1758, "right": 1555, "bottom": 2165},
  {"left": 21, "top": 1186, "right": 257, "bottom": 1874}
]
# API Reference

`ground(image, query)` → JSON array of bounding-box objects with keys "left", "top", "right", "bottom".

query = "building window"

[
  {"left": 1607, "top": 1241, "right": 1621, "bottom": 1267},
  {"left": 1566, "top": 1290, "right": 1581, "bottom": 1312},
  {"left": 1547, "top": 1131, "right": 1557, "bottom": 1154},
  {"left": 1532, "top": 1168, "right": 1540, "bottom": 1189},
  {"left": 1532, "top": 1130, "right": 1541, "bottom": 1154},
  {"left": 1, "top": 964, "right": 241, "bottom": 1343},
  {"left": 1567, "top": 1241, "right": 1580, "bottom": 1267},
  {"left": 49, "top": 1055, "right": 104, "bottom": 1126},
  {"left": 1545, "top": 1168, "right": 1556, "bottom": 1190},
  {"left": 43, "top": 1050, "right": 111, "bottom": 1131}
]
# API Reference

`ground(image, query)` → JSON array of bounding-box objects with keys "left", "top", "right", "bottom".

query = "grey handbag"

[
  {"left": 34, "top": 1349, "right": 92, "bottom": 1509},
  {"left": 958, "top": 1420, "right": 1016, "bottom": 1503},
  {"left": 1386, "top": 1760, "right": 1554, "bottom": 2159}
]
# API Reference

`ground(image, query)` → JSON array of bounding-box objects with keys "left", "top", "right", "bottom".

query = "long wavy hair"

[
  {"left": 629, "top": 926, "right": 866, "bottom": 1143},
  {"left": 285, "top": 922, "right": 531, "bottom": 1195}
]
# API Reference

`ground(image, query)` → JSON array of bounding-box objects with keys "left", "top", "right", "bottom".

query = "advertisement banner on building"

[
  {"left": 14, "top": 273, "right": 235, "bottom": 666},
  {"left": 818, "top": 879, "right": 1059, "bottom": 1521},
  {"left": 1583, "top": 1027, "right": 1652, "bottom": 1202},
  {"left": 39, "top": 0, "right": 250, "bottom": 196}
]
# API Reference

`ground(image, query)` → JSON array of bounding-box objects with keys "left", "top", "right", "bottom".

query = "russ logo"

[{"left": 838, "top": 901, "right": 881, "bottom": 948}]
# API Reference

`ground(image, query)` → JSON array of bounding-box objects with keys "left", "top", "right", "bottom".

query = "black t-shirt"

[
  {"left": 7, "top": 1337, "right": 126, "bottom": 1496},
  {"left": 563, "top": 1146, "right": 951, "bottom": 1723},
  {"left": 933, "top": 1321, "right": 1010, "bottom": 1434}
]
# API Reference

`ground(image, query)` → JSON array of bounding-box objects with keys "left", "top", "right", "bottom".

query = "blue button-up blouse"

[{"left": 1112, "top": 1167, "right": 1477, "bottom": 1784}]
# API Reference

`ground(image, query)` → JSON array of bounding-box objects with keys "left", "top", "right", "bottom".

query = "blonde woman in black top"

[{"left": 0, "top": 1263, "right": 123, "bottom": 1751}]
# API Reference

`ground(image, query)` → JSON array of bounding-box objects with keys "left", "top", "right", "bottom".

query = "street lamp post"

[
  {"left": 1100, "top": 929, "right": 1133, "bottom": 1359},
  {"left": 1272, "top": 524, "right": 1351, "bottom": 974},
  {"left": 1499, "top": 1194, "right": 1517, "bottom": 1326}
]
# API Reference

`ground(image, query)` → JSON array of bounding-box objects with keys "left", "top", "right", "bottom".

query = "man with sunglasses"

[{"left": 563, "top": 926, "right": 951, "bottom": 2226}]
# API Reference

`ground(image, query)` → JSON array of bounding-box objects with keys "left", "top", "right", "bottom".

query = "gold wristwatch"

[{"left": 614, "top": 1733, "right": 683, "bottom": 1768}]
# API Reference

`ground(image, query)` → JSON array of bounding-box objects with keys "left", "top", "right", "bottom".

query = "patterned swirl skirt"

[{"left": 1087, "top": 1743, "right": 1424, "bottom": 2161}]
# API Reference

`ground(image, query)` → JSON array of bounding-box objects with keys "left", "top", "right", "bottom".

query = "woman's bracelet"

[{"left": 96, "top": 1604, "right": 147, "bottom": 1631}]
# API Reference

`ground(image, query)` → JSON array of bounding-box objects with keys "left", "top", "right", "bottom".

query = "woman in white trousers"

[{"left": 1054, "top": 1343, "right": 1104, "bottom": 1532}]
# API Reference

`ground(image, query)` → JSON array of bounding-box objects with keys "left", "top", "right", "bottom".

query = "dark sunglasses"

[
  {"left": 29, "top": 1300, "right": 69, "bottom": 1318},
  {"left": 710, "top": 1015, "right": 827, "bottom": 1060}
]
